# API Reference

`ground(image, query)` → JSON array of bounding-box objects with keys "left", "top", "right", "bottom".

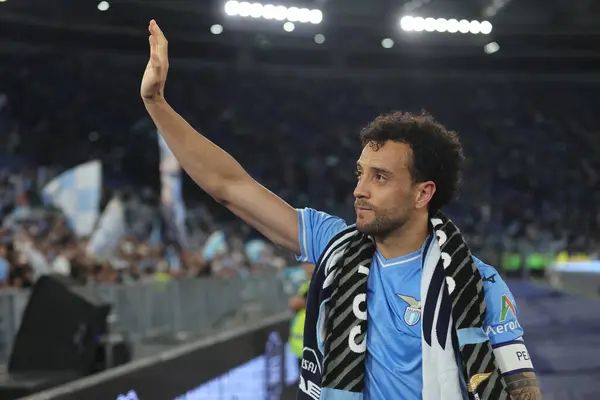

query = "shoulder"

[
  {"left": 473, "top": 256, "right": 514, "bottom": 307},
  {"left": 296, "top": 208, "right": 349, "bottom": 265},
  {"left": 473, "top": 256, "right": 506, "bottom": 294},
  {"left": 473, "top": 256, "right": 524, "bottom": 343},
  {"left": 297, "top": 208, "right": 348, "bottom": 232}
]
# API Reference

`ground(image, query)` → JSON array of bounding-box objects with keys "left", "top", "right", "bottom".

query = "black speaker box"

[{"left": 8, "top": 274, "right": 111, "bottom": 374}]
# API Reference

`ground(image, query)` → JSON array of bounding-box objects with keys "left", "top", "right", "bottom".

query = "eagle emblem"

[{"left": 397, "top": 294, "right": 422, "bottom": 326}]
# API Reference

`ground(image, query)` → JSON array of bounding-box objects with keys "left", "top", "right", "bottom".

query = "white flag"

[
  {"left": 42, "top": 160, "right": 101, "bottom": 236},
  {"left": 87, "top": 197, "right": 126, "bottom": 257}
]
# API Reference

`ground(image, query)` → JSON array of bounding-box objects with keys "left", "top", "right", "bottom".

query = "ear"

[{"left": 414, "top": 181, "right": 436, "bottom": 210}]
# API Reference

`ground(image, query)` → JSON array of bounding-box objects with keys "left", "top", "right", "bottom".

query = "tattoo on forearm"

[{"left": 505, "top": 372, "right": 542, "bottom": 400}]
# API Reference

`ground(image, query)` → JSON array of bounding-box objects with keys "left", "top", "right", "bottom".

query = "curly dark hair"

[{"left": 359, "top": 110, "right": 465, "bottom": 212}]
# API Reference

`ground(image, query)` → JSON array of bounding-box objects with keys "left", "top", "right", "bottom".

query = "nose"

[{"left": 353, "top": 177, "right": 370, "bottom": 200}]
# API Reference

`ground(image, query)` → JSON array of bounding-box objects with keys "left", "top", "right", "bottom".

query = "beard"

[{"left": 356, "top": 208, "right": 410, "bottom": 237}]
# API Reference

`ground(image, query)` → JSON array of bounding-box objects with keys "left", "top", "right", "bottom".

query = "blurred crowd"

[
  {"left": 0, "top": 202, "right": 289, "bottom": 290},
  {"left": 0, "top": 52, "right": 599, "bottom": 290}
]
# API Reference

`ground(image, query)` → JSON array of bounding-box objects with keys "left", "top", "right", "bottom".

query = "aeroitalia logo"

[{"left": 500, "top": 295, "right": 516, "bottom": 322}]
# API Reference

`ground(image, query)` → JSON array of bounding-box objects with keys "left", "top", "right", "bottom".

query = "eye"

[
  {"left": 375, "top": 174, "right": 387, "bottom": 183},
  {"left": 355, "top": 170, "right": 362, "bottom": 180}
]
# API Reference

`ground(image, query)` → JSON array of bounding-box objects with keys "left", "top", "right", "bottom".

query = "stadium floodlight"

[
  {"left": 458, "top": 19, "right": 471, "bottom": 34},
  {"left": 381, "top": 38, "right": 394, "bottom": 49},
  {"left": 400, "top": 16, "right": 414, "bottom": 31},
  {"left": 412, "top": 17, "right": 425, "bottom": 32},
  {"left": 273, "top": 5, "right": 287, "bottom": 20},
  {"left": 97, "top": 1, "right": 110, "bottom": 11},
  {"left": 484, "top": 41, "right": 500, "bottom": 54},
  {"left": 238, "top": 2, "right": 252, "bottom": 17},
  {"left": 250, "top": 3, "right": 263, "bottom": 18},
  {"left": 309, "top": 9, "right": 323, "bottom": 24},
  {"left": 446, "top": 19, "right": 459, "bottom": 33},
  {"left": 424, "top": 17, "right": 436, "bottom": 32},
  {"left": 314, "top": 34, "right": 325, "bottom": 44},
  {"left": 480, "top": 21, "right": 493, "bottom": 35},
  {"left": 283, "top": 21, "right": 295, "bottom": 32},
  {"left": 287, "top": 7, "right": 299, "bottom": 21},
  {"left": 469, "top": 20, "right": 481, "bottom": 34},
  {"left": 434, "top": 18, "right": 448, "bottom": 32},
  {"left": 224, "top": 1, "right": 322, "bottom": 24},
  {"left": 210, "top": 24, "right": 224, "bottom": 35},
  {"left": 400, "top": 15, "right": 492, "bottom": 35}
]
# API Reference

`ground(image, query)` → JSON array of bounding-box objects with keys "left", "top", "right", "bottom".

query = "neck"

[{"left": 375, "top": 213, "right": 429, "bottom": 260}]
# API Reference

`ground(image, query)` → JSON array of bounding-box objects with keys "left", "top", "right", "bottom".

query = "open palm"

[{"left": 141, "top": 20, "right": 169, "bottom": 102}]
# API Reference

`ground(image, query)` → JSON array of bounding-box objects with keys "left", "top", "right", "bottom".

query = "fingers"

[
  {"left": 148, "top": 19, "right": 168, "bottom": 62},
  {"left": 149, "top": 20, "right": 167, "bottom": 46},
  {"left": 149, "top": 20, "right": 164, "bottom": 39}
]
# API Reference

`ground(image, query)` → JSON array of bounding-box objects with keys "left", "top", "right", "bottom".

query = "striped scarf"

[{"left": 298, "top": 211, "right": 509, "bottom": 400}]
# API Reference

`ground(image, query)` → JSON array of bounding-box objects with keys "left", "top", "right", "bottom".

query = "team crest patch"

[{"left": 397, "top": 294, "right": 422, "bottom": 326}]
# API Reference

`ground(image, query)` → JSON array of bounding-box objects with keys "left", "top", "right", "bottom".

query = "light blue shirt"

[{"left": 296, "top": 208, "right": 524, "bottom": 400}]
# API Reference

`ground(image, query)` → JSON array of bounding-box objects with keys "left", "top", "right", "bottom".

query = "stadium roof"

[{"left": 1, "top": 0, "right": 600, "bottom": 72}]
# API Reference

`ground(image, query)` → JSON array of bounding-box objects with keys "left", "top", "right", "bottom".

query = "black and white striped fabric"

[{"left": 306, "top": 211, "right": 509, "bottom": 400}]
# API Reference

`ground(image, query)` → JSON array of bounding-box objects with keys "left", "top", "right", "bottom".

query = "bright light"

[
  {"left": 469, "top": 20, "right": 481, "bottom": 34},
  {"left": 314, "top": 34, "right": 325, "bottom": 44},
  {"left": 238, "top": 2, "right": 252, "bottom": 17},
  {"left": 274, "top": 5, "right": 287, "bottom": 20},
  {"left": 484, "top": 41, "right": 500, "bottom": 54},
  {"left": 434, "top": 18, "right": 448, "bottom": 32},
  {"left": 447, "top": 19, "right": 459, "bottom": 33},
  {"left": 480, "top": 21, "right": 493, "bottom": 34},
  {"left": 424, "top": 17, "right": 436, "bottom": 32},
  {"left": 381, "top": 38, "right": 394, "bottom": 49},
  {"left": 287, "top": 7, "right": 299, "bottom": 21},
  {"left": 400, "top": 15, "right": 492, "bottom": 35},
  {"left": 0, "top": 0, "right": 8, "bottom": 3},
  {"left": 400, "top": 16, "right": 414, "bottom": 31},
  {"left": 224, "top": 1, "right": 322, "bottom": 24},
  {"left": 224, "top": 1, "right": 239, "bottom": 15},
  {"left": 297, "top": 8, "right": 311, "bottom": 23},
  {"left": 309, "top": 9, "right": 323, "bottom": 24},
  {"left": 249, "top": 3, "right": 263, "bottom": 18},
  {"left": 283, "top": 21, "right": 295, "bottom": 32},
  {"left": 210, "top": 24, "right": 224, "bottom": 35},
  {"left": 262, "top": 4, "right": 276, "bottom": 19},
  {"left": 458, "top": 19, "right": 470, "bottom": 33},
  {"left": 413, "top": 17, "right": 425, "bottom": 32},
  {"left": 97, "top": 1, "right": 110, "bottom": 11}
]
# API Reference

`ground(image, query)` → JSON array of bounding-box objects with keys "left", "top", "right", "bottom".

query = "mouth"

[{"left": 355, "top": 206, "right": 373, "bottom": 212}]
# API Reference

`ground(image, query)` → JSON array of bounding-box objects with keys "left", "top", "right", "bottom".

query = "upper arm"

[
  {"left": 296, "top": 208, "right": 348, "bottom": 265},
  {"left": 220, "top": 178, "right": 301, "bottom": 254},
  {"left": 480, "top": 265, "right": 524, "bottom": 344},
  {"left": 477, "top": 262, "right": 542, "bottom": 398}
]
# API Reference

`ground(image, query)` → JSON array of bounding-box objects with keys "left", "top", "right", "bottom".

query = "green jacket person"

[{"left": 288, "top": 263, "right": 314, "bottom": 363}]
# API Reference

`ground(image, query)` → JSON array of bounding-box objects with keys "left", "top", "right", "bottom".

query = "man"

[
  {"left": 289, "top": 263, "right": 315, "bottom": 368},
  {"left": 141, "top": 20, "right": 541, "bottom": 399}
]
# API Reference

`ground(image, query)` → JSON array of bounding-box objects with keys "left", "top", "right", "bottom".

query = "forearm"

[
  {"left": 505, "top": 372, "right": 542, "bottom": 400},
  {"left": 144, "top": 99, "right": 250, "bottom": 198}
]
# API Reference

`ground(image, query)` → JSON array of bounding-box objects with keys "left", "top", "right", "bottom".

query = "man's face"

[{"left": 353, "top": 141, "right": 429, "bottom": 237}]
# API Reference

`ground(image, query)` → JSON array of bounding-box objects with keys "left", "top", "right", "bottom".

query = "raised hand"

[{"left": 141, "top": 20, "right": 169, "bottom": 102}]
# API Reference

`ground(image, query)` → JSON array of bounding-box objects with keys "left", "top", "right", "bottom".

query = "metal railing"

[{"left": 0, "top": 271, "right": 289, "bottom": 364}]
